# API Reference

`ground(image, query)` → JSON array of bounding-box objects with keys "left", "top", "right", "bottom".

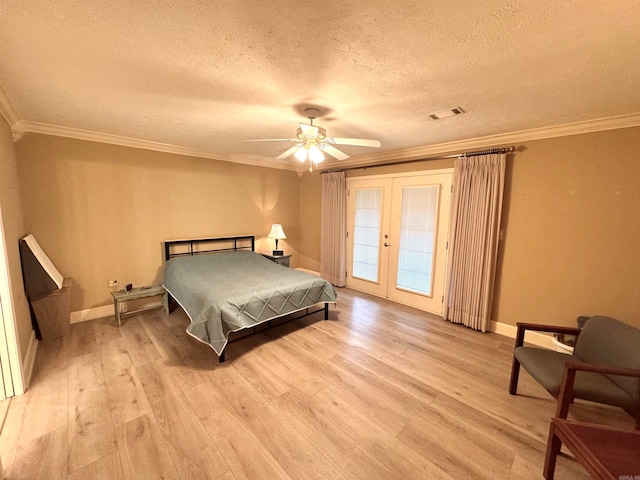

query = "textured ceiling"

[{"left": 1, "top": 1, "right": 640, "bottom": 171}]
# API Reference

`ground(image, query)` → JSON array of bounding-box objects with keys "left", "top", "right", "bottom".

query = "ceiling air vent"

[{"left": 428, "top": 107, "right": 465, "bottom": 120}]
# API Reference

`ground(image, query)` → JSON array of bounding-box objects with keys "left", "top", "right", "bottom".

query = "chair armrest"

[
  {"left": 555, "top": 361, "right": 640, "bottom": 419},
  {"left": 514, "top": 322, "right": 581, "bottom": 348},
  {"left": 565, "top": 362, "right": 640, "bottom": 379}
]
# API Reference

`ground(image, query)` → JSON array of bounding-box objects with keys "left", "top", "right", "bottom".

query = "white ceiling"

[{"left": 1, "top": 1, "right": 640, "bottom": 171}]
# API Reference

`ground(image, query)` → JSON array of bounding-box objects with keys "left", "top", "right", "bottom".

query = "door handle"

[{"left": 384, "top": 242, "right": 390, "bottom": 247}]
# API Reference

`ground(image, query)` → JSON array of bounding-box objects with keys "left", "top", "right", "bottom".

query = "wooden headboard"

[{"left": 164, "top": 235, "right": 255, "bottom": 262}]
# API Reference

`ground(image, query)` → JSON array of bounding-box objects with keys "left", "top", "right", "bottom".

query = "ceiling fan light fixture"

[
  {"left": 308, "top": 145, "right": 325, "bottom": 163},
  {"left": 248, "top": 108, "right": 381, "bottom": 166},
  {"left": 294, "top": 147, "right": 308, "bottom": 162}
]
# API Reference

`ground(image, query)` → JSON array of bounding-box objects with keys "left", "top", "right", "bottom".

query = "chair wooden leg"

[
  {"left": 543, "top": 421, "right": 561, "bottom": 480},
  {"left": 509, "top": 357, "right": 521, "bottom": 395}
]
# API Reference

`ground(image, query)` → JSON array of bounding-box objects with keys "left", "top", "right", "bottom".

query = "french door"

[{"left": 346, "top": 171, "right": 452, "bottom": 315}]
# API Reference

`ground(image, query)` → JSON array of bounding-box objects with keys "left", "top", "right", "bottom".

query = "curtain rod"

[{"left": 320, "top": 146, "right": 516, "bottom": 173}]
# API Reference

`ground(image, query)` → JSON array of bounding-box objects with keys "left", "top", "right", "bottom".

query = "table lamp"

[{"left": 267, "top": 224, "right": 286, "bottom": 255}]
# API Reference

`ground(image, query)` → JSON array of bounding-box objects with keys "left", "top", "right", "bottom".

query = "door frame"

[
  {"left": 346, "top": 168, "right": 454, "bottom": 315},
  {"left": 0, "top": 208, "right": 25, "bottom": 398}
]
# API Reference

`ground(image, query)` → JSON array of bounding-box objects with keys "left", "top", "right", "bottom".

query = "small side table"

[
  {"left": 260, "top": 253, "right": 291, "bottom": 267},
  {"left": 111, "top": 285, "right": 168, "bottom": 327},
  {"left": 544, "top": 418, "right": 640, "bottom": 479}
]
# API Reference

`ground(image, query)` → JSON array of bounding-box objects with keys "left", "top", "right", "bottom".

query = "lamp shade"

[
  {"left": 294, "top": 147, "right": 308, "bottom": 162},
  {"left": 267, "top": 224, "right": 286, "bottom": 240},
  {"left": 308, "top": 145, "right": 325, "bottom": 163}
]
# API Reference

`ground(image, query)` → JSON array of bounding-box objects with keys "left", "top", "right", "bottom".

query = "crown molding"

[
  {"left": 7, "top": 112, "right": 640, "bottom": 172},
  {"left": 14, "top": 120, "right": 295, "bottom": 171},
  {"left": 322, "top": 113, "right": 640, "bottom": 170},
  {"left": 0, "top": 84, "right": 19, "bottom": 127}
]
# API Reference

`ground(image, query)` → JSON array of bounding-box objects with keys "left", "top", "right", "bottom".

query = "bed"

[{"left": 162, "top": 235, "right": 337, "bottom": 362}]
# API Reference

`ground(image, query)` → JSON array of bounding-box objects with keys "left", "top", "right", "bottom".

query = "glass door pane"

[
  {"left": 352, "top": 189, "right": 382, "bottom": 282},
  {"left": 396, "top": 186, "right": 439, "bottom": 295}
]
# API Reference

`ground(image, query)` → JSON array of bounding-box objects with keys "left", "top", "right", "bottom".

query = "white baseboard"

[
  {"left": 21, "top": 330, "right": 38, "bottom": 393},
  {"left": 70, "top": 304, "right": 113, "bottom": 324},
  {"left": 489, "top": 320, "right": 557, "bottom": 350},
  {"left": 295, "top": 268, "right": 321, "bottom": 277}
]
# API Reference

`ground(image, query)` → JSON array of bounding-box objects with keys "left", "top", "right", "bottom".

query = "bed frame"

[{"left": 163, "top": 235, "right": 330, "bottom": 362}]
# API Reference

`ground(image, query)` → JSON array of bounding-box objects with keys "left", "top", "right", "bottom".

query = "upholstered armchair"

[{"left": 509, "top": 315, "right": 640, "bottom": 429}]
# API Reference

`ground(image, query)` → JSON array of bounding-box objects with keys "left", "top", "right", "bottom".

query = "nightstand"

[
  {"left": 260, "top": 253, "right": 291, "bottom": 267},
  {"left": 111, "top": 285, "right": 168, "bottom": 327}
]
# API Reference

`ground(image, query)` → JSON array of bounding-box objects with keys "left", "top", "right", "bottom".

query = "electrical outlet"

[{"left": 108, "top": 279, "right": 118, "bottom": 288}]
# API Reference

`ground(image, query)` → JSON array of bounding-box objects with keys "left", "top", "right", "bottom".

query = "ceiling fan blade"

[
  {"left": 276, "top": 144, "right": 303, "bottom": 160},
  {"left": 322, "top": 144, "right": 350, "bottom": 161},
  {"left": 327, "top": 137, "right": 381, "bottom": 148},
  {"left": 244, "top": 138, "right": 298, "bottom": 142}
]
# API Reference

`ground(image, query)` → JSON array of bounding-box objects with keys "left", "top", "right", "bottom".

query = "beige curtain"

[
  {"left": 321, "top": 172, "right": 346, "bottom": 286},
  {"left": 445, "top": 153, "right": 506, "bottom": 332}
]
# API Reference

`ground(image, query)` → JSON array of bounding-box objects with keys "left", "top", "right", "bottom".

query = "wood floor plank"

[
  {"left": 231, "top": 352, "right": 291, "bottom": 400},
  {"left": 92, "top": 316, "right": 123, "bottom": 345},
  {"left": 161, "top": 410, "right": 229, "bottom": 480},
  {"left": 322, "top": 354, "right": 436, "bottom": 435},
  {"left": 429, "top": 391, "right": 549, "bottom": 467},
  {"left": 136, "top": 360, "right": 188, "bottom": 426},
  {"left": 237, "top": 335, "right": 325, "bottom": 398},
  {"left": 17, "top": 375, "right": 67, "bottom": 446},
  {"left": 68, "top": 351, "right": 104, "bottom": 391},
  {"left": 67, "top": 451, "right": 124, "bottom": 480},
  {"left": 0, "top": 394, "right": 27, "bottom": 472},
  {"left": 119, "top": 316, "right": 162, "bottom": 367},
  {"left": 136, "top": 361, "right": 229, "bottom": 479},
  {"left": 98, "top": 336, "right": 135, "bottom": 380},
  {"left": 67, "top": 385, "right": 117, "bottom": 473},
  {"left": 335, "top": 346, "right": 440, "bottom": 403},
  {"left": 2, "top": 287, "right": 632, "bottom": 479},
  {"left": 103, "top": 373, "right": 152, "bottom": 427},
  {"left": 98, "top": 337, "right": 151, "bottom": 426},
  {"left": 210, "top": 366, "right": 347, "bottom": 480},
  {"left": 292, "top": 319, "right": 353, "bottom": 359},
  {"left": 309, "top": 388, "right": 455, "bottom": 480},
  {"left": 186, "top": 380, "right": 293, "bottom": 480},
  {"left": 261, "top": 319, "right": 336, "bottom": 362},
  {"left": 215, "top": 470, "right": 237, "bottom": 480},
  {"left": 66, "top": 321, "right": 98, "bottom": 358},
  {"left": 115, "top": 413, "right": 180, "bottom": 480},
  {"left": 138, "top": 312, "right": 213, "bottom": 390},
  {"left": 508, "top": 452, "right": 590, "bottom": 480},
  {"left": 16, "top": 341, "right": 68, "bottom": 451},
  {"left": 10, "top": 426, "right": 68, "bottom": 479},
  {"left": 273, "top": 388, "right": 396, "bottom": 480},
  {"left": 397, "top": 406, "right": 515, "bottom": 479}
]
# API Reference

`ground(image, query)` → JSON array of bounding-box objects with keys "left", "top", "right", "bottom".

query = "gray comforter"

[{"left": 162, "top": 250, "right": 337, "bottom": 355}]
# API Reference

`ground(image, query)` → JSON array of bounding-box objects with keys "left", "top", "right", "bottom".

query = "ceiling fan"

[{"left": 246, "top": 108, "right": 381, "bottom": 171}]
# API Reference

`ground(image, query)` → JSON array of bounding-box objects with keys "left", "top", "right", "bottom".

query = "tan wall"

[
  {"left": 301, "top": 127, "right": 640, "bottom": 330},
  {"left": 494, "top": 127, "right": 640, "bottom": 328},
  {"left": 0, "top": 116, "right": 32, "bottom": 358},
  {"left": 16, "top": 135, "right": 301, "bottom": 312},
  {"left": 14, "top": 126, "right": 640, "bottom": 331},
  {"left": 298, "top": 171, "right": 322, "bottom": 272}
]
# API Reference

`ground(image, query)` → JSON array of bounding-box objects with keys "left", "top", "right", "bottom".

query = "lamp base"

[{"left": 272, "top": 250, "right": 284, "bottom": 256}]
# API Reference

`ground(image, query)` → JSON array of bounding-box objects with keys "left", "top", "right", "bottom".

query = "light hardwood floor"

[{"left": 0, "top": 288, "right": 633, "bottom": 479}]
